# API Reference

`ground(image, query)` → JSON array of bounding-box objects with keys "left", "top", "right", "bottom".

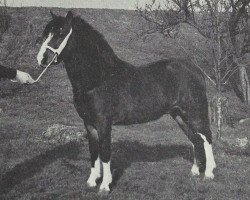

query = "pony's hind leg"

[
  {"left": 188, "top": 109, "right": 216, "bottom": 179},
  {"left": 171, "top": 112, "right": 200, "bottom": 176},
  {"left": 171, "top": 107, "right": 216, "bottom": 179},
  {"left": 86, "top": 125, "right": 101, "bottom": 188},
  {"left": 197, "top": 132, "right": 216, "bottom": 179},
  {"left": 191, "top": 144, "right": 200, "bottom": 176}
]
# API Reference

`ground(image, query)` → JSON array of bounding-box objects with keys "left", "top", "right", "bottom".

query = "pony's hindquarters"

[{"left": 170, "top": 73, "right": 216, "bottom": 179}]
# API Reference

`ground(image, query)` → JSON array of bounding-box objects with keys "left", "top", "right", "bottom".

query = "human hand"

[{"left": 15, "top": 70, "right": 35, "bottom": 84}]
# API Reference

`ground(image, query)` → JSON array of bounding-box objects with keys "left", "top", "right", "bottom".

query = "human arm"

[
  {"left": 0, "top": 65, "right": 16, "bottom": 79},
  {"left": 0, "top": 65, "right": 34, "bottom": 84}
]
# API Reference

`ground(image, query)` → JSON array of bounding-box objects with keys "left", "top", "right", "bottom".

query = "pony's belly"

[
  {"left": 114, "top": 115, "right": 164, "bottom": 125},
  {"left": 113, "top": 107, "right": 169, "bottom": 125}
]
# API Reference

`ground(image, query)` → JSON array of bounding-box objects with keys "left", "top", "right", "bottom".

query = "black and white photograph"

[{"left": 0, "top": 0, "right": 249, "bottom": 199}]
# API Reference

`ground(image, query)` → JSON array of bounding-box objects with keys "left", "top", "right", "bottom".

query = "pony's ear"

[
  {"left": 66, "top": 11, "right": 73, "bottom": 24},
  {"left": 50, "top": 11, "right": 57, "bottom": 19}
]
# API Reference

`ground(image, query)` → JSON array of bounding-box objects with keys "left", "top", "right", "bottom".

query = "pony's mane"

[
  {"left": 72, "top": 16, "right": 118, "bottom": 59},
  {"left": 72, "top": 16, "right": 104, "bottom": 39}
]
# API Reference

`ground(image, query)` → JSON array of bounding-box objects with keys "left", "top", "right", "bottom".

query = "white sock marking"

[
  {"left": 191, "top": 157, "right": 200, "bottom": 176},
  {"left": 100, "top": 161, "right": 112, "bottom": 192},
  {"left": 198, "top": 133, "right": 216, "bottom": 179},
  {"left": 87, "top": 156, "right": 101, "bottom": 187},
  {"left": 191, "top": 144, "right": 200, "bottom": 176}
]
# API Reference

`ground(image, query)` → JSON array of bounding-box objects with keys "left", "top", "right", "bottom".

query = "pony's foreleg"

[
  {"left": 86, "top": 125, "right": 101, "bottom": 188},
  {"left": 98, "top": 125, "right": 112, "bottom": 194}
]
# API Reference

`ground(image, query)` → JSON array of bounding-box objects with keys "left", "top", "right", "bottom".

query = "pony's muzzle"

[
  {"left": 40, "top": 50, "right": 59, "bottom": 68},
  {"left": 40, "top": 51, "right": 48, "bottom": 67}
]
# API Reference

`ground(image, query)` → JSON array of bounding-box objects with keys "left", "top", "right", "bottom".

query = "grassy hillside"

[
  {"left": 0, "top": 7, "right": 249, "bottom": 200},
  {"left": 2, "top": 7, "right": 248, "bottom": 120}
]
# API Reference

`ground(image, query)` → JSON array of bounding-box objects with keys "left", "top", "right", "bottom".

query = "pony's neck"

[
  {"left": 64, "top": 52, "right": 120, "bottom": 94},
  {"left": 63, "top": 17, "right": 126, "bottom": 93}
]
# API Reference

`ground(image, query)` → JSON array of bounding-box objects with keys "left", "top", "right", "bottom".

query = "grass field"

[{"left": 0, "top": 7, "right": 249, "bottom": 200}]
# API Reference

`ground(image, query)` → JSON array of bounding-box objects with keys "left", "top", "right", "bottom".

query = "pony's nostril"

[
  {"left": 42, "top": 53, "right": 48, "bottom": 63},
  {"left": 41, "top": 58, "right": 48, "bottom": 66}
]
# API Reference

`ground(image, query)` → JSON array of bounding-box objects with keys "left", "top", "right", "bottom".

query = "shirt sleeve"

[{"left": 0, "top": 65, "right": 17, "bottom": 79}]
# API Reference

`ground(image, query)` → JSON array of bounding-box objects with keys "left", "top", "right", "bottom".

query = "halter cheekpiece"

[{"left": 34, "top": 28, "right": 73, "bottom": 82}]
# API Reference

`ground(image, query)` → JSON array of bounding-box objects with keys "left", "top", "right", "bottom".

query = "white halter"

[
  {"left": 46, "top": 28, "right": 73, "bottom": 56},
  {"left": 34, "top": 28, "right": 73, "bottom": 82}
]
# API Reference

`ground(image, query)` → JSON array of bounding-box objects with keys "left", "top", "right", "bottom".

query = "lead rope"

[
  {"left": 11, "top": 53, "right": 57, "bottom": 83},
  {"left": 33, "top": 53, "right": 58, "bottom": 82},
  {"left": 12, "top": 28, "right": 72, "bottom": 83},
  {"left": 34, "top": 28, "right": 72, "bottom": 82}
]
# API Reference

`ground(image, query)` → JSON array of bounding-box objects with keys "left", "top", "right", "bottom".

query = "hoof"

[
  {"left": 98, "top": 188, "right": 110, "bottom": 197},
  {"left": 85, "top": 185, "right": 96, "bottom": 193},
  {"left": 204, "top": 172, "right": 214, "bottom": 180},
  {"left": 191, "top": 171, "right": 200, "bottom": 176},
  {"left": 87, "top": 181, "right": 97, "bottom": 188}
]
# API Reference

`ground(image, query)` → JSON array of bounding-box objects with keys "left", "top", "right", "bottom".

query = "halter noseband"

[
  {"left": 34, "top": 28, "right": 73, "bottom": 82},
  {"left": 46, "top": 28, "right": 73, "bottom": 57}
]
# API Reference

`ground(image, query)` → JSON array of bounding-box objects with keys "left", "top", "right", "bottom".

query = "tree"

[
  {"left": 0, "top": 0, "right": 10, "bottom": 39},
  {"left": 136, "top": 0, "right": 250, "bottom": 138}
]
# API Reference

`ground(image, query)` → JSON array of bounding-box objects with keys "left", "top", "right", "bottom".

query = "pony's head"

[{"left": 37, "top": 11, "right": 74, "bottom": 67}]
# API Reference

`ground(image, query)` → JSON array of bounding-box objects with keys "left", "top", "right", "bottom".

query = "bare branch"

[{"left": 136, "top": 0, "right": 250, "bottom": 101}]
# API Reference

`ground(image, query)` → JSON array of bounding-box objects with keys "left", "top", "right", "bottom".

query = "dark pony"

[{"left": 37, "top": 11, "right": 216, "bottom": 194}]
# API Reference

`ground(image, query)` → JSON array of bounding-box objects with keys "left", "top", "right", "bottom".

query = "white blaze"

[
  {"left": 47, "top": 28, "right": 72, "bottom": 55},
  {"left": 198, "top": 133, "right": 216, "bottom": 179},
  {"left": 37, "top": 33, "right": 53, "bottom": 66},
  {"left": 100, "top": 161, "right": 112, "bottom": 192},
  {"left": 37, "top": 28, "right": 72, "bottom": 66}
]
